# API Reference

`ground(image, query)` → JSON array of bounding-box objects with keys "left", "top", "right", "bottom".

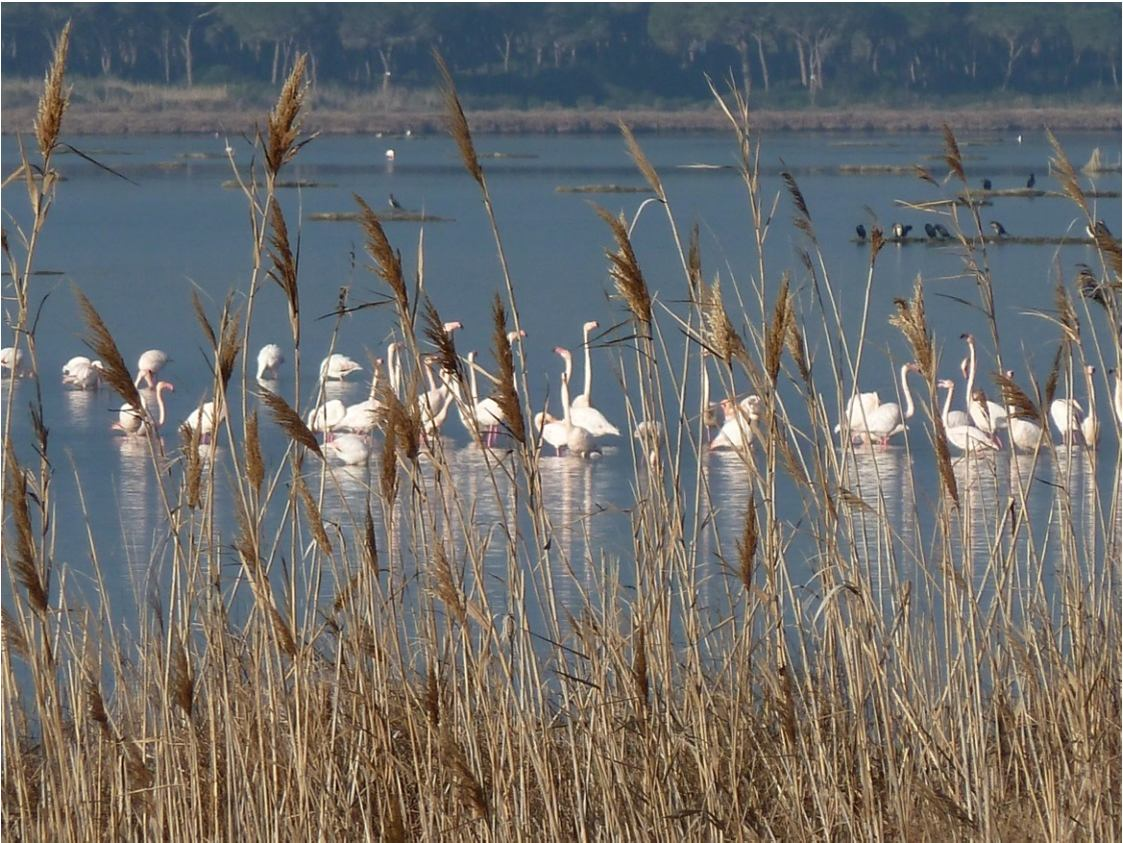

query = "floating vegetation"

[
  {"left": 222, "top": 179, "right": 336, "bottom": 189},
  {"left": 555, "top": 184, "right": 653, "bottom": 194},
  {"left": 853, "top": 234, "right": 1096, "bottom": 246},
  {"left": 677, "top": 162, "right": 734, "bottom": 170},
  {"left": 309, "top": 210, "right": 453, "bottom": 223},
  {"left": 176, "top": 151, "right": 226, "bottom": 160}
]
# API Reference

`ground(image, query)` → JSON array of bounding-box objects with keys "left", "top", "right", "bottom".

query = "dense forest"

[{"left": 2, "top": 3, "right": 1120, "bottom": 109}]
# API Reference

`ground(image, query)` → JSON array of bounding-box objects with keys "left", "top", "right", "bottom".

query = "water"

[{"left": 2, "top": 129, "right": 1119, "bottom": 634}]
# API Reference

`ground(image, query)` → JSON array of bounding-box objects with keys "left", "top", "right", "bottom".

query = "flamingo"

[
  {"left": 710, "top": 396, "right": 761, "bottom": 452},
  {"left": 1049, "top": 365, "right": 1089, "bottom": 444},
  {"left": 183, "top": 399, "right": 225, "bottom": 444},
  {"left": 0, "top": 346, "right": 23, "bottom": 376},
  {"left": 338, "top": 360, "right": 384, "bottom": 434},
  {"left": 556, "top": 346, "right": 619, "bottom": 437},
  {"left": 861, "top": 362, "right": 920, "bottom": 446},
  {"left": 572, "top": 320, "right": 599, "bottom": 410},
  {"left": 535, "top": 409, "right": 570, "bottom": 456},
  {"left": 134, "top": 349, "right": 169, "bottom": 389},
  {"left": 555, "top": 354, "right": 598, "bottom": 458},
  {"left": 62, "top": 356, "right": 104, "bottom": 389},
  {"left": 938, "top": 379, "right": 999, "bottom": 453},
  {"left": 633, "top": 420, "right": 663, "bottom": 468},
  {"left": 465, "top": 350, "right": 506, "bottom": 445},
  {"left": 945, "top": 359, "right": 973, "bottom": 429},
  {"left": 961, "top": 333, "right": 1007, "bottom": 433},
  {"left": 319, "top": 353, "right": 362, "bottom": 382},
  {"left": 324, "top": 433, "right": 371, "bottom": 466},
  {"left": 1080, "top": 364, "right": 1099, "bottom": 449},
  {"left": 256, "top": 344, "right": 285, "bottom": 380},
  {"left": 835, "top": 390, "right": 880, "bottom": 441},
  {"left": 307, "top": 399, "right": 346, "bottom": 440},
  {"left": 112, "top": 382, "right": 175, "bottom": 436},
  {"left": 1002, "top": 370, "right": 1045, "bottom": 452},
  {"left": 386, "top": 342, "right": 402, "bottom": 397}
]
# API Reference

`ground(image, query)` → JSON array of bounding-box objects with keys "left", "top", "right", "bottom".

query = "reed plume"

[
  {"left": 35, "top": 21, "right": 70, "bottom": 159},
  {"left": 295, "top": 472, "right": 333, "bottom": 555},
  {"left": 942, "top": 124, "right": 965, "bottom": 184},
  {"left": 260, "top": 390, "right": 323, "bottom": 458},
  {"left": 992, "top": 371, "right": 1042, "bottom": 422},
  {"left": 245, "top": 410, "right": 264, "bottom": 493},
  {"left": 619, "top": 121, "right": 665, "bottom": 203},
  {"left": 440, "top": 730, "right": 489, "bottom": 821},
  {"left": 5, "top": 443, "right": 47, "bottom": 614},
  {"left": 765, "top": 274, "right": 793, "bottom": 387},
  {"left": 268, "top": 203, "right": 301, "bottom": 342},
  {"left": 355, "top": 194, "right": 408, "bottom": 317},
  {"left": 74, "top": 287, "right": 141, "bottom": 411},
  {"left": 631, "top": 622, "right": 650, "bottom": 715},
  {"left": 422, "top": 297, "right": 461, "bottom": 382},
  {"left": 1046, "top": 128, "right": 1090, "bottom": 218},
  {"left": 265, "top": 53, "right": 309, "bottom": 176},
  {"left": 596, "top": 206, "right": 652, "bottom": 327},
  {"left": 781, "top": 170, "right": 815, "bottom": 242},
  {"left": 433, "top": 50, "right": 483, "bottom": 188},
  {"left": 699, "top": 275, "right": 747, "bottom": 366},
  {"left": 379, "top": 420, "right": 399, "bottom": 505},
  {"left": 168, "top": 634, "right": 195, "bottom": 719},
  {"left": 491, "top": 293, "right": 526, "bottom": 445},
  {"left": 737, "top": 493, "right": 759, "bottom": 592}
]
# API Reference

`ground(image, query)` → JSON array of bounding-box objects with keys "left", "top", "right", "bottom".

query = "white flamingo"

[
  {"left": 256, "top": 344, "right": 285, "bottom": 380},
  {"left": 938, "top": 379, "right": 999, "bottom": 453},
  {"left": 946, "top": 359, "right": 973, "bottom": 428},
  {"left": 449, "top": 350, "right": 505, "bottom": 446},
  {"left": 556, "top": 346, "right": 619, "bottom": 437},
  {"left": 535, "top": 409, "right": 570, "bottom": 456},
  {"left": 319, "top": 353, "right": 362, "bottom": 382},
  {"left": 862, "top": 362, "right": 919, "bottom": 446},
  {"left": 1002, "top": 370, "right": 1045, "bottom": 452},
  {"left": 835, "top": 390, "right": 880, "bottom": 441},
  {"left": 1049, "top": 366, "right": 1087, "bottom": 444},
  {"left": 113, "top": 382, "right": 175, "bottom": 436},
  {"left": 0, "top": 346, "right": 23, "bottom": 376},
  {"left": 710, "top": 396, "right": 761, "bottom": 452},
  {"left": 572, "top": 320, "right": 599, "bottom": 410},
  {"left": 307, "top": 399, "right": 346, "bottom": 440},
  {"left": 324, "top": 433, "right": 371, "bottom": 466},
  {"left": 62, "top": 356, "right": 104, "bottom": 389},
  {"left": 338, "top": 360, "right": 384, "bottom": 434},
  {"left": 183, "top": 399, "right": 225, "bottom": 444},
  {"left": 134, "top": 348, "right": 169, "bottom": 389},
  {"left": 555, "top": 354, "right": 598, "bottom": 458},
  {"left": 962, "top": 333, "right": 1007, "bottom": 433},
  {"left": 1081, "top": 364, "right": 1099, "bottom": 449}
]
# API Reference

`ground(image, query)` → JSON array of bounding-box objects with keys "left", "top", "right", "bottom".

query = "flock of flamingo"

[
  {"left": 1, "top": 319, "right": 1119, "bottom": 467},
  {"left": 836, "top": 332, "right": 1121, "bottom": 455}
]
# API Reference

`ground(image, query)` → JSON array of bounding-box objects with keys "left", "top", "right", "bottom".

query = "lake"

[{"left": 2, "top": 128, "right": 1120, "bottom": 637}]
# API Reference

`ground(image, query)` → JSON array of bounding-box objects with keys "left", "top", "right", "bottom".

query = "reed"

[{"left": 3, "top": 29, "right": 1119, "bottom": 841}]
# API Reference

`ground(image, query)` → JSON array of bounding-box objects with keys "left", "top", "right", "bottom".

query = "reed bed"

[{"left": 3, "top": 39, "right": 1121, "bottom": 840}]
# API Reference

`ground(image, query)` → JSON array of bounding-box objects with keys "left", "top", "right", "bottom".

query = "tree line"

[{"left": 2, "top": 4, "right": 1119, "bottom": 108}]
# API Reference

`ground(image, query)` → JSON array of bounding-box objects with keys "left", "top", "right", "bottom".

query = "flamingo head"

[
  {"left": 1086, "top": 364, "right": 1096, "bottom": 376},
  {"left": 1005, "top": 369, "right": 1015, "bottom": 379},
  {"left": 583, "top": 320, "right": 599, "bottom": 333},
  {"left": 554, "top": 346, "right": 571, "bottom": 361},
  {"left": 507, "top": 329, "right": 526, "bottom": 343},
  {"left": 972, "top": 388, "right": 987, "bottom": 402},
  {"left": 960, "top": 333, "right": 974, "bottom": 345},
  {"left": 937, "top": 378, "right": 954, "bottom": 390},
  {"left": 442, "top": 320, "right": 463, "bottom": 334},
  {"left": 906, "top": 362, "right": 921, "bottom": 374}
]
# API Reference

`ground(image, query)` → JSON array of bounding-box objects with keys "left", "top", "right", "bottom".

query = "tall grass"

[{"left": 3, "top": 37, "right": 1120, "bottom": 839}]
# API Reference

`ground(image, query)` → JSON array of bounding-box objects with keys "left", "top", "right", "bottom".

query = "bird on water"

[{"left": 990, "top": 221, "right": 1008, "bottom": 237}]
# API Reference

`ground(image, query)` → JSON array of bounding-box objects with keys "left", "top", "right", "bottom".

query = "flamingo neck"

[
  {"left": 387, "top": 345, "right": 400, "bottom": 395},
  {"left": 560, "top": 371, "right": 572, "bottom": 425},
  {"left": 900, "top": 364, "right": 916, "bottom": 419},
  {"left": 582, "top": 327, "right": 593, "bottom": 401},
  {"left": 467, "top": 356, "right": 480, "bottom": 404},
  {"left": 941, "top": 383, "right": 953, "bottom": 427},
  {"left": 1085, "top": 371, "right": 1097, "bottom": 421},
  {"left": 155, "top": 385, "right": 168, "bottom": 427},
  {"left": 964, "top": 342, "right": 976, "bottom": 410}
]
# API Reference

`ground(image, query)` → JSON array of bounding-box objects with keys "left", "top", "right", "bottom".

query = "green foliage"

[{"left": 1, "top": 3, "right": 1118, "bottom": 107}]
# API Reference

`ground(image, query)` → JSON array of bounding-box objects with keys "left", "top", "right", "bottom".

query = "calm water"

[{"left": 2, "top": 129, "right": 1120, "bottom": 630}]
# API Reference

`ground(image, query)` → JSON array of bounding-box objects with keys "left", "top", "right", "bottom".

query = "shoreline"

[{"left": 2, "top": 103, "right": 1119, "bottom": 136}]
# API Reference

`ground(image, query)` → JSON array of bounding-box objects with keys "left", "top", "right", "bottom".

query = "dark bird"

[
  {"left": 1087, "top": 219, "right": 1114, "bottom": 240},
  {"left": 982, "top": 178, "right": 992, "bottom": 191},
  {"left": 855, "top": 224, "right": 867, "bottom": 241},
  {"left": 990, "top": 221, "right": 1008, "bottom": 237},
  {"left": 1077, "top": 263, "right": 1119, "bottom": 311},
  {"left": 891, "top": 223, "right": 912, "bottom": 240},
  {"left": 924, "top": 223, "right": 938, "bottom": 239},
  {"left": 388, "top": 193, "right": 402, "bottom": 210},
  {"left": 1026, "top": 173, "right": 1036, "bottom": 189},
  {"left": 934, "top": 223, "right": 952, "bottom": 240}
]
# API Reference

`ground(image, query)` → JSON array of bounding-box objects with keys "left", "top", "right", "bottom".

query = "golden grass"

[{"left": 3, "top": 32, "right": 1120, "bottom": 842}]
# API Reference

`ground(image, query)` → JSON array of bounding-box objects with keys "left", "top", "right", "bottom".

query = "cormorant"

[
  {"left": 388, "top": 193, "right": 403, "bottom": 210},
  {"left": 855, "top": 224, "right": 867, "bottom": 241},
  {"left": 982, "top": 178, "right": 992, "bottom": 191},
  {"left": 891, "top": 223, "right": 912, "bottom": 240},
  {"left": 1087, "top": 219, "right": 1113, "bottom": 240},
  {"left": 924, "top": 223, "right": 938, "bottom": 239},
  {"left": 1076, "top": 263, "right": 1114, "bottom": 309},
  {"left": 934, "top": 223, "right": 952, "bottom": 240},
  {"left": 1026, "top": 173, "right": 1036, "bottom": 189},
  {"left": 990, "top": 221, "right": 1008, "bottom": 237}
]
